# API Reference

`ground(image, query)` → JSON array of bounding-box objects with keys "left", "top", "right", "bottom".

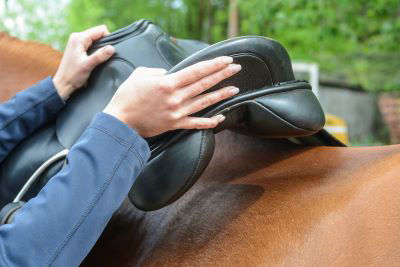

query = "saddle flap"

[
  {"left": 129, "top": 129, "right": 215, "bottom": 211},
  {"left": 56, "top": 60, "right": 133, "bottom": 148},
  {"left": 0, "top": 125, "right": 65, "bottom": 207}
]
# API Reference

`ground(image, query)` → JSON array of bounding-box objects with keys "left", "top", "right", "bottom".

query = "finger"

[
  {"left": 180, "top": 86, "right": 239, "bottom": 116},
  {"left": 174, "top": 115, "right": 225, "bottom": 129},
  {"left": 168, "top": 56, "right": 234, "bottom": 88},
  {"left": 181, "top": 63, "right": 241, "bottom": 100},
  {"left": 133, "top": 67, "right": 167, "bottom": 77},
  {"left": 147, "top": 68, "right": 167, "bottom": 76},
  {"left": 82, "top": 25, "right": 110, "bottom": 49},
  {"left": 85, "top": 45, "right": 115, "bottom": 70}
]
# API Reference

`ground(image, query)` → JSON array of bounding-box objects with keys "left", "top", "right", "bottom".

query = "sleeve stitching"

[
  {"left": 128, "top": 145, "right": 145, "bottom": 168},
  {"left": 89, "top": 126, "right": 146, "bottom": 167},
  {"left": 88, "top": 125, "right": 137, "bottom": 147}
]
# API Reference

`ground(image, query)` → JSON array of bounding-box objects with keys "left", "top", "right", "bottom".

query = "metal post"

[{"left": 292, "top": 62, "right": 320, "bottom": 98}]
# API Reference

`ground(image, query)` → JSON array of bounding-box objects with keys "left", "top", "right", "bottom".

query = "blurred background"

[{"left": 1, "top": 0, "right": 399, "bottom": 146}]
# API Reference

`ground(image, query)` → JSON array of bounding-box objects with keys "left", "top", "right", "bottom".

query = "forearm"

[
  {"left": 0, "top": 113, "right": 150, "bottom": 266},
  {"left": 0, "top": 77, "right": 65, "bottom": 163}
]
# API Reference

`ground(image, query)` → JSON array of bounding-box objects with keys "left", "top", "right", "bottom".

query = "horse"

[
  {"left": 1, "top": 32, "right": 400, "bottom": 266},
  {"left": 0, "top": 32, "right": 61, "bottom": 102}
]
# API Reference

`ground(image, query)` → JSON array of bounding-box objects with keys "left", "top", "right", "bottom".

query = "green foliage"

[
  {"left": 66, "top": 0, "right": 400, "bottom": 92},
  {"left": 0, "top": 0, "right": 68, "bottom": 49},
  {"left": 237, "top": 0, "right": 400, "bottom": 91},
  {"left": 350, "top": 133, "right": 389, "bottom": 146},
  {"left": 1, "top": 0, "right": 399, "bottom": 91},
  {"left": 67, "top": 0, "right": 229, "bottom": 42}
]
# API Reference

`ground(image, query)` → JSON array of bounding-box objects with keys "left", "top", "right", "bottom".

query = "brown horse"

[
  {"left": 2, "top": 33, "right": 400, "bottom": 266},
  {"left": 0, "top": 32, "right": 61, "bottom": 102}
]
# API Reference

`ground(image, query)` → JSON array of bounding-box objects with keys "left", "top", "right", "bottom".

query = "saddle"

[{"left": 0, "top": 20, "right": 344, "bottom": 213}]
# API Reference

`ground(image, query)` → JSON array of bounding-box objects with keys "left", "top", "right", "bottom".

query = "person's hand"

[
  {"left": 53, "top": 25, "right": 115, "bottom": 101},
  {"left": 103, "top": 56, "right": 241, "bottom": 137}
]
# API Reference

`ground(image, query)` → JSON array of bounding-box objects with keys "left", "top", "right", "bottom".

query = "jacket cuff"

[
  {"left": 42, "top": 76, "right": 67, "bottom": 112},
  {"left": 88, "top": 112, "right": 151, "bottom": 166}
]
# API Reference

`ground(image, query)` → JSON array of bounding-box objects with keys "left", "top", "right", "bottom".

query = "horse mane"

[{"left": 0, "top": 32, "right": 62, "bottom": 102}]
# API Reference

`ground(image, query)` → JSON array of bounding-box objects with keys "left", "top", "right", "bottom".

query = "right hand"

[
  {"left": 103, "top": 56, "right": 241, "bottom": 137},
  {"left": 54, "top": 25, "right": 115, "bottom": 101}
]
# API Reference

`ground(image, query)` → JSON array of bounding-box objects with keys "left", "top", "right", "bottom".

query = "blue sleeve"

[
  {"left": 0, "top": 112, "right": 151, "bottom": 267},
  {"left": 0, "top": 77, "right": 65, "bottom": 164}
]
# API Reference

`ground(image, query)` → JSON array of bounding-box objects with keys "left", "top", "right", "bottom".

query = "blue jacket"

[{"left": 0, "top": 77, "right": 150, "bottom": 266}]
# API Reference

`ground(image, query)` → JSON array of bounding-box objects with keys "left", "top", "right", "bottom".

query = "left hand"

[{"left": 53, "top": 25, "right": 115, "bottom": 101}]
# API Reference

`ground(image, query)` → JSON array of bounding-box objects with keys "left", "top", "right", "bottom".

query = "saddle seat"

[{"left": 0, "top": 20, "right": 344, "bottom": 212}]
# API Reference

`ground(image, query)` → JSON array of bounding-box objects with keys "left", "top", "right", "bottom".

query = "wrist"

[
  {"left": 103, "top": 106, "right": 130, "bottom": 127},
  {"left": 53, "top": 74, "right": 74, "bottom": 101},
  {"left": 103, "top": 106, "right": 145, "bottom": 136}
]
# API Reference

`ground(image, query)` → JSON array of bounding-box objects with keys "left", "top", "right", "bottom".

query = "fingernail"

[
  {"left": 230, "top": 86, "right": 240, "bottom": 95},
  {"left": 104, "top": 45, "right": 115, "bottom": 54},
  {"left": 229, "top": 64, "right": 241, "bottom": 73},
  {"left": 220, "top": 56, "right": 233, "bottom": 64},
  {"left": 216, "top": 114, "right": 225, "bottom": 122}
]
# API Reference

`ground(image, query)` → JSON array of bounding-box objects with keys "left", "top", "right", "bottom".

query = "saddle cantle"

[{"left": 0, "top": 20, "right": 344, "bottom": 212}]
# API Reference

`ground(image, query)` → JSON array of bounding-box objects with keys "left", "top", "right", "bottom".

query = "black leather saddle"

[{"left": 0, "top": 20, "right": 344, "bottom": 212}]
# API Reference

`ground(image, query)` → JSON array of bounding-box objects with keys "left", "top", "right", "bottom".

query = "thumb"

[{"left": 86, "top": 45, "right": 115, "bottom": 71}]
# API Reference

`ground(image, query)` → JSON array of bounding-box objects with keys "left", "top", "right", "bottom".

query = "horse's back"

[
  {"left": 0, "top": 32, "right": 61, "bottom": 102},
  {"left": 83, "top": 131, "right": 400, "bottom": 266}
]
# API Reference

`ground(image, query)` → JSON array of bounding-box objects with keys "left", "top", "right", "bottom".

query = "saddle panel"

[
  {"left": 245, "top": 89, "right": 326, "bottom": 137},
  {"left": 296, "top": 129, "right": 345, "bottom": 147}
]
